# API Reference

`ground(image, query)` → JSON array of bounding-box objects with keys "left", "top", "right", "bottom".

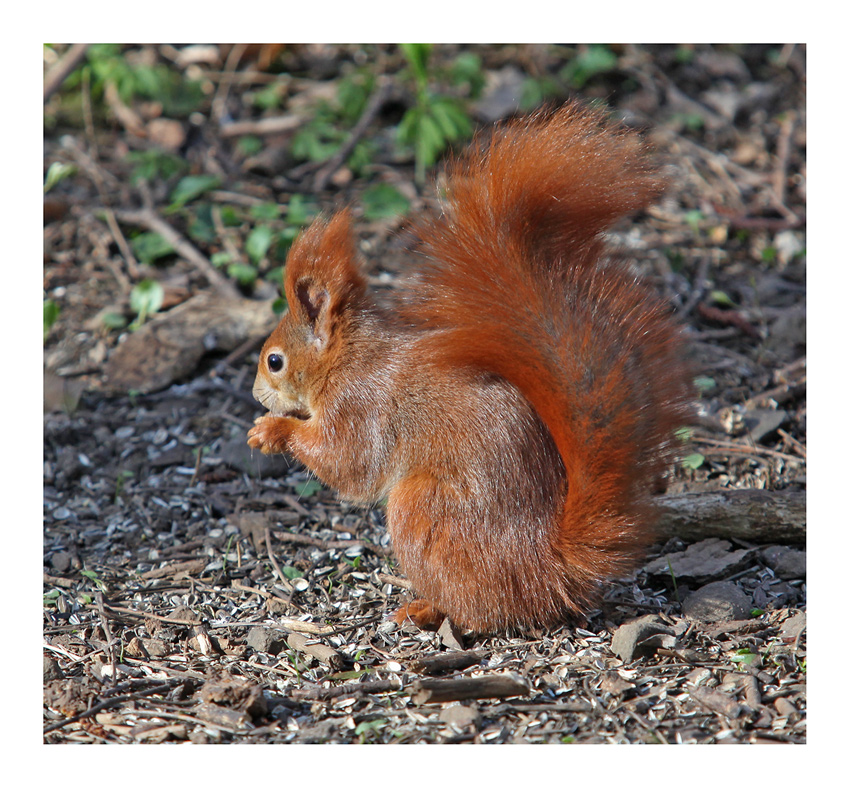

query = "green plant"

[
  {"left": 80, "top": 568, "right": 107, "bottom": 592},
  {"left": 681, "top": 453, "right": 705, "bottom": 471},
  {"left": 44, "top": 299, "right": 60, "bottom": 342},
  {"left": 693, "top": 376, "right": 717, "bottom": 394},
  {"left": 709, "top": 290, "right": 735, "bottom": 307},
  {"left": 114, "top": 469, "right": 134, "bottom": 501},
  {"left": 44, "top": 162, "right": 77, "bottom": 193},
  {"left": 71, "top": 44, "right": 205, "bottom": 117},
  {"left": 130, "top": 232, "right": 174, "bottom": 265},
  {"left": 128, "top": 279, "right": 164, "bottom": 329},
  {"left": 127, "top": 150, "right": 187, "bottom": 184},
  {"left": 361, "top": 183, "right": 411, "bottom": 221},
  {"left": 354, "top": 718, "right": 388, "bottom": 743},
  {"left": 560, "top": 45, "right": 619, "bottom": 89},
  {"left": 295, "top": 479, "right": 323, "bottom": 498},
  {"left": 730, "top": 647, "right": 760, "bottom": 667},
  {"left": 290, "top": 71, "right": 377, "bottom": 169},
  {"left": 397, "top": 44, "right": 473, "bottom": 183},
  {"left": 282, "top": 565, "right": 304, "bottom": 581},
  {"left": 166, "top": 174, "right": 221, "bottom": 213}
]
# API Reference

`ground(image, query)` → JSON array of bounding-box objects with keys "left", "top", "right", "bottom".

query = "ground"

[{"left": 43, "top": 44, "right": 805, "bottom": 744}]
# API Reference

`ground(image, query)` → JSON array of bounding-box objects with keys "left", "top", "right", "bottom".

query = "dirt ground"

[{"left": 43, "top": 44, "right": 805, "bottom": 744}]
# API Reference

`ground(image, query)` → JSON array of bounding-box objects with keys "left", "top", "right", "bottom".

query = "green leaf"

[
  {"left": 245, "top": 225, "right": 275, "bottom": 263},
  {"left": 397, "top": 105, "right": 422, "bottom": 147},
  {"left": 430, "top": 99, "right": 472, "bottom": 141},
  {"left": 44, "top": 162, "right": 77, "bottom": 193},
  {"left": 681, "top": 453, "right": 705, "bottom": 470},
  {"left": 253, "top": 83, "right": 283, "bottom": 111},
  {"left": 416, "top": 112, "right": 446, "bottom": 180},
  {"left": 80, "top": 569, "right": 106, "bottom": 591},
  {"left": 100, "top": 311, "right": 127, "bottom": 330},
  {"left": 167, "top": 174, "right": 220, "bottom": 211},
  {"left": 130, "top": 279, "right": 165, "bottom": 321},
  {"left": 674, "top": 426, "right": 693, "bottom": 442},
  {"left": 400, "top": 43, "right": 432, "bottom": 86},
  {"left": 187, "top": 203, "right": 216, "bottom": 244},
  {"left": 450, "top": 52, "right": 485, "bottom": 97},
  {"left": 219, "top": 205, "right": 241, "bottom": 227},
  {"left": 130, "top": 232, "right": 174, "bottom": 265},
  {"left": 237, "top": 135, "right": 263, "bottom": 157},
  {"left": 336, "top": 74, "right": 373, "bottom": 122},
  {"left": 730, "top": 648, "right": 760, "bottom": 666},
  {"left": 285, "top": 194, "right": 315, "bottom": 226},
  {"left": 361, "top": 184, "right": 411, "bottom": 221},
  {"left": 282, "top": 565, "right": 304, "bottom": 580},
  {"left": 694, "top": 376, "right": 716, "bottom": 394},
  {"left": 709, "top": 290, "right": 735, "bottom": 307},
  {"left": 250, "top": 202, "right": 282, "bottom": 221},
  {"left": 44, "top": 299, "right": 60, "bottom": 341},
  {"left": 684, "top": 210, "right": 705, "bottom": 233},
  {"left": 355, "top": 718, "right": 387, "bottom": 737},
  {"left": 126, "top": 150, "right": 186, "bottom": 183},
  {"left": 210, "top": 251, "right": 232, "bottom": 267},
  {"left": 562, "top": 45, "right": 619, "bottom": 88},
  {"left": 295, "top": 479, "right": 323, "bottom": 498},
  {"left": 227, "top": 263, "right": 258, "bottom": 286}
]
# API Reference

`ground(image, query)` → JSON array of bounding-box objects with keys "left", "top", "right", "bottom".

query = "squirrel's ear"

[
  {"left": 286, "top": 211, "right": 366, "bottom": 346},
  {"left": 294, "top": 276, "right": 330, "bottom": 343}
]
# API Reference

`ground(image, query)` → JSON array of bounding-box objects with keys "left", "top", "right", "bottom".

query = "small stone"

[
  {"left": 742, "top": 408, "right": 787, "bottom": 443},
  {"left": 50, "top": 550, "right": 73, "bottom": 573},
  {"left": 644, "top": 539, "right": 754, "bottom": 584},
  {"left": 762, "top": 545, "right": 806, "bottom": 580},
  {"left": 611, "top": 615, "right": 677, "bottom": 661},
  {"left": 246, "top": 627, "right": 287, "bottom": 655},
  {"left": 682, "top": 581, "right": 752, "bottom": 623},
  {"left": 780, "top": 612, "right": 806, "bottom": 642},
  {"left": 43, "top": 656, "right": 64, "bottom": 681}
]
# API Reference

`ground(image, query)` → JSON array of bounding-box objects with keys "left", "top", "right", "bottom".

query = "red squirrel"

[{"left": 248, "top": 102, "right": 693, "bottom": 632}]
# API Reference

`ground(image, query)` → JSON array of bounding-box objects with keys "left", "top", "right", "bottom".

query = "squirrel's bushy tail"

[{"left": 408, "top": 103, "right": 693, "bottom": 607}]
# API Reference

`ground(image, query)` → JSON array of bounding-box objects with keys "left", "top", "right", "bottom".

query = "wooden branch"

[
  {"left": 44, "top": 44, "right": 90, "bottom": 102},
  {"left": 114, "top": 208, "right": 240, "bottom": 300},
  {"left": 411, "top": 650, "right": 487, "bottom": 676},
  {"left": 655, "top": 489, "right": 805, "bottom": 545},
  {"left": 411, "top": 674, "right": 529, "bottom": 705}
]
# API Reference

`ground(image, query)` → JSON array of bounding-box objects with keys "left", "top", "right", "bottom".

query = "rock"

[
  {"left": 611, "top": 615, "right": 677, "bottom": 661},
  {"left": 682, "top": 581, "right": 752, "bottom": 623},
  {"left": 780, "top": 612, "right": 806, "bottom": 642},
  {"left": 50, "top": 550, "right": 74, "bottom": 574},
  {"left": 43, "top": 655, "right": 64, "bottom": 681},
  {"left": 246, "top": 627, "right": 287, "bottom": 655},
  {"left": 742, "top": 408, "right": 787, "bottom": 443},
  {"left": 762, "top": 545, "right": 807, "bottom": 580},
  {"left": 644, "top": 539, "right": 755, "bottom": 585}
]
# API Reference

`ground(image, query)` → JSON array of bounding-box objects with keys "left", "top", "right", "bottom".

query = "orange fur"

[{"left": 248, "top": 102, "right": 693, "bottom": 632}]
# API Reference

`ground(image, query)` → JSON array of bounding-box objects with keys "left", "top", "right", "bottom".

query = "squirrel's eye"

[{"left": 267, "top": 353, "right": 284, "bottom": 372}]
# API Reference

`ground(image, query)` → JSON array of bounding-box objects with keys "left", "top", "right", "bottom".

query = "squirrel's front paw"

[{"left": 247, "top": 414, "right": 289, "bottom": 455}]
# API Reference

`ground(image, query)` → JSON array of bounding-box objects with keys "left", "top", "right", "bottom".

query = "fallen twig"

[
  {"left": 655, "top": 489, "right": 805, "bottom": 544},
  {"left": 44, "top": 44, "right": 90, "bottom": 102},
  {"left": 313, "top": 77, "right": 394, "bottom": 191},
  {"left": 114, "top": 208, "right": 240, "bottom": 299}
]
